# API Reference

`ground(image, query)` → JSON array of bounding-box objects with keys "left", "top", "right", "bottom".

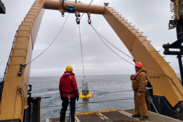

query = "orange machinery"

[{"left": 0, "top": 0, "right": 183, "bottom": 121}]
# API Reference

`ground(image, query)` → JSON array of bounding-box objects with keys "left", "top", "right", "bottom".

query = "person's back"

[{"left": 59, "top": 66, "right": 79, "bottom": 122}]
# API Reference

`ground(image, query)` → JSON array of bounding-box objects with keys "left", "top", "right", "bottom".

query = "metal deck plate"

[
  {"left": 102, "top": 111, "right": 137, "bottom": 121},
  {"left": 77, "top": 114, "right": 103, "bottom": 122},
  {"left": 124, "top": 109, "right": 183, "bottom": 122},
  {"left": 47, "top": 109, "right": 183, "bottom": 122}
]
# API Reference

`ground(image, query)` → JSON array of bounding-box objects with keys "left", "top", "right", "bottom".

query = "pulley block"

[
  {"left": 88, "top": 19, "right": 91, "bottom": 24},
  {"left": 76, "top": 18, "right": 80, "bottom": 25}
]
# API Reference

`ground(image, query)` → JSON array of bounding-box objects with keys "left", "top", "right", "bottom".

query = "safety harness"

[{"left": 132, "top": 69, "right": 146, "bottom": 80}]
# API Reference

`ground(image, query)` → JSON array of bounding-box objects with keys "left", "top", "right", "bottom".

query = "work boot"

[
  {"left": 140, "top": 116, "right": 149, "bottom": 121},
  {"left": 132, "top": 114, "right": 141, "bottom": 118}
]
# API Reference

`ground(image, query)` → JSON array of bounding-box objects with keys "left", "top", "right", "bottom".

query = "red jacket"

[{"left": 59, "top": 71, "right": 79, "bottom": 98}]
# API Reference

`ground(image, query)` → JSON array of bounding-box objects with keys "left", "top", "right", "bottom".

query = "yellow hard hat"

[{"left": 66, "top": 66, "right": 73, "bottom": 72}]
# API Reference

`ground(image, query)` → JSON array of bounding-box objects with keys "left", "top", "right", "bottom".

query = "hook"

[
  {"left": 76, "top": 18, "right": 80, "bottom": 25},
  {"left": 62, "top": 12, "right": 64, "bottom": 17},
  {"left": 88, "top": 19, "right": 91, "bottom": 24},
  {"left": 87, "top": 12, "right": 91, "bottom": 24}
]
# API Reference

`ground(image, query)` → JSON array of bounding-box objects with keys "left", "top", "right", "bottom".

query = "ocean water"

[
  {"left": 1, "top": 73, "right": 180, "bottom": 122},
  {"left": 29, "top": 74, "right": 134, "bottom": 122}
]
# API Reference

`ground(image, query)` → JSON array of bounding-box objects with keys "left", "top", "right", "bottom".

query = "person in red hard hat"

[
  {"left": 130, "top": 62, "right": 149, "bottom": 121},
  {"left": 59, "top": 66, "right": 79, "bottom": 122}
]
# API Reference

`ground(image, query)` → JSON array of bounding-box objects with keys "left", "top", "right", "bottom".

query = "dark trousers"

[{"left": 60, "top": 97, "right": 76, "bottom": 122}]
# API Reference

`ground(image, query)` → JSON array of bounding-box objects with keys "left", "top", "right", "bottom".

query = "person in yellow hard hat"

[
  {"left": 59, "top": 66, "right": 79, "bottom": 122},
  {"left": 130, "top": 62, "right": 149, "bottom": 121}
]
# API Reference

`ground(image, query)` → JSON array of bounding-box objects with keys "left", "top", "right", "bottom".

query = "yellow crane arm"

[
  {"left": 103, "top": 6, "right": 183, "bottom": 107},
  {"left": 0, "top": 0, "right": 183, "bottom": 121}
]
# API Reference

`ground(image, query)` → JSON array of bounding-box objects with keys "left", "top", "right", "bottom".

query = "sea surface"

[
  {"left": 0, "top": 73, "right": 181, "bottom": 122},
  {"left": 29, "top": 74, "right": 134, "bottom": 122}
]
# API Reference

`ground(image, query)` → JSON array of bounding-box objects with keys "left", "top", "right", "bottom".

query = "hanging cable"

[
  {"left": 77, "top": 0, "right": 94, "bottom": 78},
  {"left": 25, "top": 13, "right": 69, "bottom": 66},
  {"left": 91, "top": 25, "right": 134, "bottom": 60},
  {"left": 90, "top": 24, "right": 183, "bottom": 96},
  {"left": 90, "top": 24, "right": 134, "bottom": 65},
  {"left": 80, "top": 0, "right": 94, "bottom": 19},
  {"left": 79, "top": 25, "right": 85, "bottom": 78},
  {"left": 146, "top": 88, "right": 165, "bottom": 122},
  {"left": 59, "top": 0, "right": 65, "bottom": 10}
]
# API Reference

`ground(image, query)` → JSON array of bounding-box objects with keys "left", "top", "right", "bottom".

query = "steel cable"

[
  {"left": 146, "top": 88, "right": 165, "bottom": 122},
  {"left": 77, "top": 0, "right": 94, "bottom": 79},
  {"left": 26, "top": 13, "right": 69, "bottom": 66},
  {"left": 90, "top": 24, "right": 183, "bottom": 96},
  {"left": 80, "top": 0, "right": 94, "bottom": 19},
  {"left": 91, "top": 24, "right": 134, "bottom": 65},
  {"left": 91, "top": 25, "right": 134, "bottom": 60},
  {"left": 79, "top": 25, "right": 85, "bottom": 78}
]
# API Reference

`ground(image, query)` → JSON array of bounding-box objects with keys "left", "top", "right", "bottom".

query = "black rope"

[{"left": 25, "top": 13, "right": 69, "bottom": 66}]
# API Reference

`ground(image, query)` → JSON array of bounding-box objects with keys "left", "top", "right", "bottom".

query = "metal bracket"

[
  {"left": 17, "top": 64, "right": 27, "bottom": 76},
  {"left": 76, "top": 18, "right": 80, "bottom": 25}
]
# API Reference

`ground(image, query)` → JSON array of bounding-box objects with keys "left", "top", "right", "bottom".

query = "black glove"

[
  {"left": 76, "top": 96, "right": 79, "bottom": 101},
  {"left": 60, "top": 96, "right": 63, "bottom": 100}
]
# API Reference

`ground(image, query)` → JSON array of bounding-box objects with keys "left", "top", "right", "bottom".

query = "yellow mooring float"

[
  {"left": 80, "top": 92, "right": 92, "bottom": 98},
  {"left": 79, "top": 80, "right": 92, "bottom": 98}
]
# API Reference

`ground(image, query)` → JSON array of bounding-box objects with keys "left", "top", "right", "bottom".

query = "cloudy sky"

[{"left": 0, "top": 0, "right": 180, "bottom": 77}]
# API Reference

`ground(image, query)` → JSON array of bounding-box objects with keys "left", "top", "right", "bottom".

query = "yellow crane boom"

[{"left": 0, "top": 0, "right": 183, "bottom": 121}]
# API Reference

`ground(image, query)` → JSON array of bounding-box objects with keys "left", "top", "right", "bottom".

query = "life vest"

[{"left": 132, "top": 69, "right": 146, "bottom": 80}]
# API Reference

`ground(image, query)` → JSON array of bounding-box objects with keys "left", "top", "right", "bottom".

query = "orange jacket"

[{"left": 131, "top": 69, "right": 147, "bottom": 93}]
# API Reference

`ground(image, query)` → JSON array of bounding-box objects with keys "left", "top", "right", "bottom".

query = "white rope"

[{"left": 78, "top": 25, "right": 85, "bottom": 78}]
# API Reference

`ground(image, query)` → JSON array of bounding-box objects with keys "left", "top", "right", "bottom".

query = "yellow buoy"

[{"left": 79, "top": 92, "right": 92, "bottom": 98}]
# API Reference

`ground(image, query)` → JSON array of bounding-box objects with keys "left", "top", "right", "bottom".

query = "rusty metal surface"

[
  {"left": 49, "top": 117, "right": 69, "bottom": 122},
  {"left": 102, "top": 111, "right": 137, "bottom": 121},
  {"left": 124, "top": 109, "right": 182, "bottom": 122},
  {"left": 77, "top": 114, "right": 103, "bottom": 122},
  {"left": 47, "top": 109, "right": 183, "bottom": 122},
  {"left": 101, "top": 120, "right": 138, "bottom": 122}
]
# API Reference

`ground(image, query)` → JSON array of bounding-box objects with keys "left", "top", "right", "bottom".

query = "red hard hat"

[{"left": 135, "top": 62, "right": 142, "bottom": 68}]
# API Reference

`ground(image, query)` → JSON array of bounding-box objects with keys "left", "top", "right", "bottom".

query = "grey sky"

[{"left": 0, "top": 0, "right": 179, "bottom": 77}]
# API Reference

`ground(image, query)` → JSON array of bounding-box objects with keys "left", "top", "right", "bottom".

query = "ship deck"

[{"left": 46, "top": 108, "right": 182, "bottom": 122}]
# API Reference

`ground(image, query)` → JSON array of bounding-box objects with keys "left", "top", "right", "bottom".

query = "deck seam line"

[
  {"left": 118, "top": 110, "right": 132, "bottom": 116},
  {"left": 46, "top": 118, "right": 49, "bottom": 122},
  {"left": 75, "top": 116, "right": 81, "bottom": 122},
  {"left": 97, "top": 113, "right": 109, "bottom": 120},
  {"left": 118, "top": 110, "right": 139, "bottom": 121}
]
